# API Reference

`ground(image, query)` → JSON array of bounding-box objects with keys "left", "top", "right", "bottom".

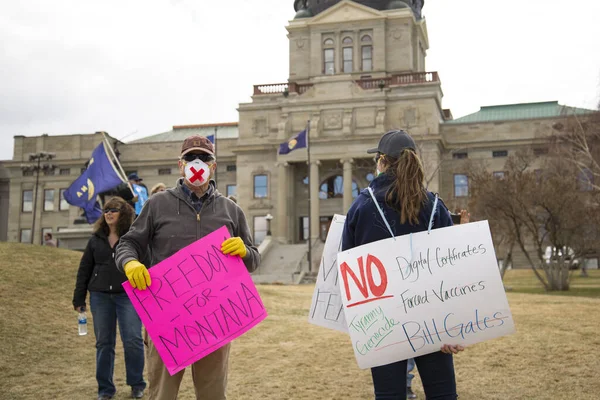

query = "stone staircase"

[
  {"left": 252, "top": 241, "right": 309, "bottom": 284},
  {"left": 252, "top": 238, "right": 326, "bottom": 284}
]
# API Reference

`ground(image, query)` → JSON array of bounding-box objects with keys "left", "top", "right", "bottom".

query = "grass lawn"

[
  {"left": 1, "top": 243, "right": 599, "bottom": 399},
  {"left": 503, "top": 268, "right": 600, "bottom": 298}
]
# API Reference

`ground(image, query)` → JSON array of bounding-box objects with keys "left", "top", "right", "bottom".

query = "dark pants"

[
  {"left": 371, "top": 352, "right": 457, "bottom": 400},
  {"left": 90, "top": 292, "right": 146, "bottom": 397}
]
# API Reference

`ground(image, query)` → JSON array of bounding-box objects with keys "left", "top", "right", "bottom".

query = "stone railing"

[
  {"left": 356, "top": 71, "right": 440, "bottom": 90},
  {"left": 253, "top": 82, "right": 314, "bottom": 96}
]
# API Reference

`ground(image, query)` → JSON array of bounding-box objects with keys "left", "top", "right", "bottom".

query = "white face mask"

[{"left": 183, "top": 159, "right": 211, "bottom": 186}]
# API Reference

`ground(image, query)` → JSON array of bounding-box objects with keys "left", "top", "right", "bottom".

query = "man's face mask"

[{"left": 183, "top": 159, "right": 211, "bottom": 186}]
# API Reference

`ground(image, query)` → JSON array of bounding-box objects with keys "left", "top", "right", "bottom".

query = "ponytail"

[{"left": 384, "top": 149, "right": 427, "bottom": 225}]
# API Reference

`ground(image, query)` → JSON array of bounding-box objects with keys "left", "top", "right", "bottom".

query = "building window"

[
  {"left": 59, "top": 168, "right": 70, "bottom": 176},
  {"left": 22, "top": 170, "right": 34, "bottom": 177},
  {"left": 302, "top": 176, "right": 309, "bottom": 185},
  {"left": 22, "top": 190, "right": 33, "bottom": 212},
  {"left": 492, "top": 150, "right": 508, "bottom": 158},
  {"left": 226, "top": 165, "right": 237, "bottom": 172},
  {"left": 493, "top": 171, "right": 506, "bottom": 179},
  {"left": 343, "top": 47, "right": 353, "bottom": 73},
  {"left": 366, "top": 173, "right": 375, "bottom": 182},
  {"left": 253, "top": 174, "right": 268, "bottom": 198},
  {"left": 319, "top": 175, "right": 359, "bottom": 199},
  {"left": 578, "top": 168, "right": 594, "bottom": 191},
  {"left": 41, "top": 228, "right": 52, "bottom": 245},
  {"left": 43, "top": 169, "right": 55, "bottom": 176},
  {"left": 324, "top": 48, "right": 335, "bottom": 75},
  {"left": 226, "top": 185, "right": 237, "bottom": 197},
  {"left": 342, "top": 37, "right": 353, "bottom": 73},
  {"left": 158, "top": 168, "right": 171, "bottom": 175},
  {"left": 361, "top": 35, "right": 372, "bottom": 72},
  {"left": 454, "top": 174, "right": 469, "bottom": 197},
  {"left": 453, "top": 152, "right": 468, "bottom": 159},
  {"left": 253, "top": 216, "right": 268, "bottom": 245},
  {"left": 59, "top": 189, "right": 69, "bottom": 211},
  {"left": 20, "top": 229, "right": 32, "bottom": 243},
  {"left": 44, "top": 189, "right": 55, "bottom": 211}
]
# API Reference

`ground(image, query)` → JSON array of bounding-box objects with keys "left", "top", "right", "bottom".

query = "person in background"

[
  {"left": 342, "top": 130, "right": 464, "bottom": 400},
  {"left": 128, "top": 173, "right": 149, "bottom": 216},
  {"left": 115, "top": 135, "right": 260, "bottom": 400},
  {"left": 227, "top": 194, "right": 238, "bottom": 204},
  {"left": 150, "top": 182, "right": 166, "bottom": 196},
  {"left": 44, "top": 232, "right": 57, "bottom": 247},
  {"left": 72, "top": 197, "right": 146, "bottom": 400}
]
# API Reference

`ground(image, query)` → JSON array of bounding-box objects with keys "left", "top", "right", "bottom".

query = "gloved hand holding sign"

[{"left": 221, "top": 237, "right": 247, "bottom": 258}]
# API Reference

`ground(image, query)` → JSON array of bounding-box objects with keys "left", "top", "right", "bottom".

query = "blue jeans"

[
  {"left": 371, "top": 352, "right": 457, "bottom": 400},
  {"left": 90, "top": 292, "right": 146, "bottom": 397},
  {"left": 407, "top": 358, "right": 415, "bottom": 388}
]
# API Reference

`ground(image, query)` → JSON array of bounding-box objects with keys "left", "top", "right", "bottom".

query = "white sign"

[
  {"left": 308, "top": 214, "right": 348, "bottom": 333},
  {"left": 337, "top": 221, "right": 516, "bottom": 369}
]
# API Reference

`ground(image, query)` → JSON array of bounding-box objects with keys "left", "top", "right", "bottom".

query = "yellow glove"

[
  {"left": 124, "top": 260, "right": 151, "bottom": 290},
  {"left": 221, "top": 237, "right": 247, "bottom": 258}
]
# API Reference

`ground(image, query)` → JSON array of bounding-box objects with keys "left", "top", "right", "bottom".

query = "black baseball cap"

[{"left": 367, "top": 130, "right": 416, "bottom": 158}]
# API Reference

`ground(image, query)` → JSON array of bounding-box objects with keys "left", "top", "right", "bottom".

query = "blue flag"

[
  {"left": 63, "top": 143, "right": 124, "bottom": 223},
  {"left": 82, "top": 202, "right": 103, "bottom": 224},
  {"left": 278, "top": 129, "right": 307, "bottom": 155},
  {"left": 206, "top": 134, "right": 215, "bottom": 144}
]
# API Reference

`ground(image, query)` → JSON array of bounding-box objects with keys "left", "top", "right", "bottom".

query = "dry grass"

[{"left": 1, "top": 243, "right": 599, "bottom": 399}]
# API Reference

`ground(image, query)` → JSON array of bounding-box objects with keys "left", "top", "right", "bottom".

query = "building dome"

[{"left": 293, "top": 1, "right": 424, "bottom": 19}]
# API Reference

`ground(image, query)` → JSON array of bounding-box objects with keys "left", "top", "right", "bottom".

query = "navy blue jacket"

[{"left": 342, "top": 173, "right": 453, "bottom": 251}]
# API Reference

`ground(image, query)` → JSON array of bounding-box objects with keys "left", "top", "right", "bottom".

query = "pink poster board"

[{"left": 123, "top": 226, "right": 267, "bottom": 375}]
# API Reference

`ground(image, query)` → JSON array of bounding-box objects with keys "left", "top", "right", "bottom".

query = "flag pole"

[
  {"left": 214, "top": 125, "right": 218, "bottom": 185},
  {"left": 101, "top": 132, "right": 135, "bottom": 196},
  {"left": 306, "top": 120, "right": 312, "bottom": 273}
]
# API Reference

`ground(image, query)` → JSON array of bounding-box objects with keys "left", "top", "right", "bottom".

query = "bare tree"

[
  {"left": 468, "top": 148, "right": 600, "bottom": 291},
  {"left": 553, "top": 110, "right": 600, "bottom": 192}
]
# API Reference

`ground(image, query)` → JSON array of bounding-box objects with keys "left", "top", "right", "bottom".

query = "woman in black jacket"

[
  {"left": 342, "top": 130, "right": 464, "bottom": 400},
  {"left": 73, "top": 197, "right": 146, "bottom": 400}
]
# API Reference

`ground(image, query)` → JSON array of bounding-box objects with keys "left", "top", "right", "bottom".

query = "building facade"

[{"left": 0, "top": 1, "right": 593, "bottom": 262}]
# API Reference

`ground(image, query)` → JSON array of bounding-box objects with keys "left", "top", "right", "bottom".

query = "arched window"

[
  {"left": 342, "top": 37, "right": 353, "bottom": 73},
  {"left": 323, "top": 38, "right": 335, "bottom": 75},
  {"left": 361, "top": 35, "right": 372, "bottom": 72},
  {"left": 319, "top": 175, "right": 359, "bottom": 199}
]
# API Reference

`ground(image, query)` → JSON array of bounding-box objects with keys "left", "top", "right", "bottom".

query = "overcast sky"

[{"left": 1, "top": 0, "right": 599, "bottom": 161}]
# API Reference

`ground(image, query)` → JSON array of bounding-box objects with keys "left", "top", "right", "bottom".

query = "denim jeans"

[
  {"left": 90, "top": 292, "right": 146, "bottom": 397},
  {"left": 371, "top": 352, "right": 457, "bottom": 400},
  {"left": 406, "top": 358, "right": 415, "bottom": 388}
]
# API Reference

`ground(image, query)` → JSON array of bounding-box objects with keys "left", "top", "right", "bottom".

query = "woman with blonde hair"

[
  {"left": 73, "top": 197, "right": 146, "bottom": 400},
  {"left": 150, "top": 182, "right": 167, "bottom": 196},
  {"left": 342, "top": 130, "right": 464, "bottom": 400}
]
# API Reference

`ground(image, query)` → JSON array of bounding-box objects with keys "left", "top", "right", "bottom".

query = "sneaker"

[
  {"left": 131, "top": 388, "right": 144, "bottom": 399},
  {"left": 98, "top": 396, "right": 112, "bottom": 400},
  {"left": 407, "top": 386, "right": 417, "bottom": 399}
]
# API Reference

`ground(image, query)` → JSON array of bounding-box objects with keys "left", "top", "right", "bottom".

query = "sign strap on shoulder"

[
  {"left": 427, "top": 194, "right": 439, "bottom": 235},
  {"left": 367, "top": 187, "right": 395, "bottom": 240}
]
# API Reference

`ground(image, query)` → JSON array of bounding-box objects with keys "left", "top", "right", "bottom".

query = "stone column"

[
  {"left": 309, "top": 160, "right": 320, "bottom": 241},
  {"left": 276, "top": 161, "right": 288, "bottom": 243},
  {"left": 342, "top": 158, "right": 354, "bottom": 213}
]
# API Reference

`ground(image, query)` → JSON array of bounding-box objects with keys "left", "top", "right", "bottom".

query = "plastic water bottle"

[{"left": 78, "top": 312, "right": 88, "bottom": 336}]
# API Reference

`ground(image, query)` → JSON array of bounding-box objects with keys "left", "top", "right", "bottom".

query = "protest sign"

[
  {"left": 337, "top": 221, "right": 515, "bottom": 369},
  {"left": 308, "top": 214, "right": 348, "bottom": 333},
  {"left": 123, "top": 226, "right": 267, "bottom": 375}
]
